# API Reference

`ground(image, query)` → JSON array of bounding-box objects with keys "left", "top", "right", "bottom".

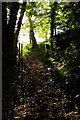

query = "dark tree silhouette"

[{"left": 2, "top": 2, "right": 27, "bottom": 70}]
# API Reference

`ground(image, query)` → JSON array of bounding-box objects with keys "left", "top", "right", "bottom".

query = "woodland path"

[
  {"left": 11, "top": 53, "right": 77, "bottom": 120},
  {"left": 3, "top": 53, "right": 80, "bottom": 120}
]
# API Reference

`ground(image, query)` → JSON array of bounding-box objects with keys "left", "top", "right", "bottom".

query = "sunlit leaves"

[{"left": 22, "top": 2, "right": 51, "bottom": 39}]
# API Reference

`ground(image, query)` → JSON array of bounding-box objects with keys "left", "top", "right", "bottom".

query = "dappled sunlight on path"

[{"left": 11, "top": 54, "right": 80, "bottom": 120}]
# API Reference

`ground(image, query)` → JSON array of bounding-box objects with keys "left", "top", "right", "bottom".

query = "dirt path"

[
  {"left": 7, "top": 54, "right": 79, "bottom": 120},
  {"left": 11, "top": 55, "right": 59, "bottom": 119}
]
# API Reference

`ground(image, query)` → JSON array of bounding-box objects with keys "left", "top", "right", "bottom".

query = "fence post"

[
  {"left": 21, "top": 43, "right": 23, "bottom": 74},
  {"left": 19, "top": 43, "right": 20, "bottom": 74},
  {"left": 21, "top": 43, "right": 24, "bottom": 102}
]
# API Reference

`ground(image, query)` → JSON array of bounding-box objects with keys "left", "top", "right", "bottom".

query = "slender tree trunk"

[
  {"left": 15, "top": 2, "right": 26, "bottom": 60},
  {"left": 30, "top": 30, "right": 37, "bottom": 48},
  {"left": 16, "top": 2, "right": 26, "bottom": 39},
  {"left": 29, "top": 17, "right": 37, "bottom": 48}
]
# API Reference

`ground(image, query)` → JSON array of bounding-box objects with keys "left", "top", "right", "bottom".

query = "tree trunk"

[
  {"left": 29, "top": 17, "right": 37, "bottom": 48},
  {"left": 7, "top": 2, "right": 19, "bottom": 66},
  {"left": 30, "top": 30, "right": 37, "bottom": 48},
  {"left": 55, "top": 27, "right": 56, "bottom": 36},
  {"left": 2, "top": 2, "right": 8, "bottom": 70},
  {"left": 50, "top": 2, "right": 57, "bottom": 40},
  {"left": 16, "top": 2, "right": 26, "bottom": 39},
  {"left": 15, "top": 2, "right": 26, "bottom": 59},
  {"left": 2, "top": 2, "right": 7, "bottom": 52}
]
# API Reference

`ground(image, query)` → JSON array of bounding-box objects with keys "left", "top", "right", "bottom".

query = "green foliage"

[
  {"left": 22, "top": 2, "right": 51, "bottom": 39},
  {"left": 24, "top": 43, "right": 32, "bottom": 53},
  {"left": 24, "top": 42, "right": 46, "bottom": 61},
  {"left": 3, "top": 2, "right": 80, "bottom": 120}
]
